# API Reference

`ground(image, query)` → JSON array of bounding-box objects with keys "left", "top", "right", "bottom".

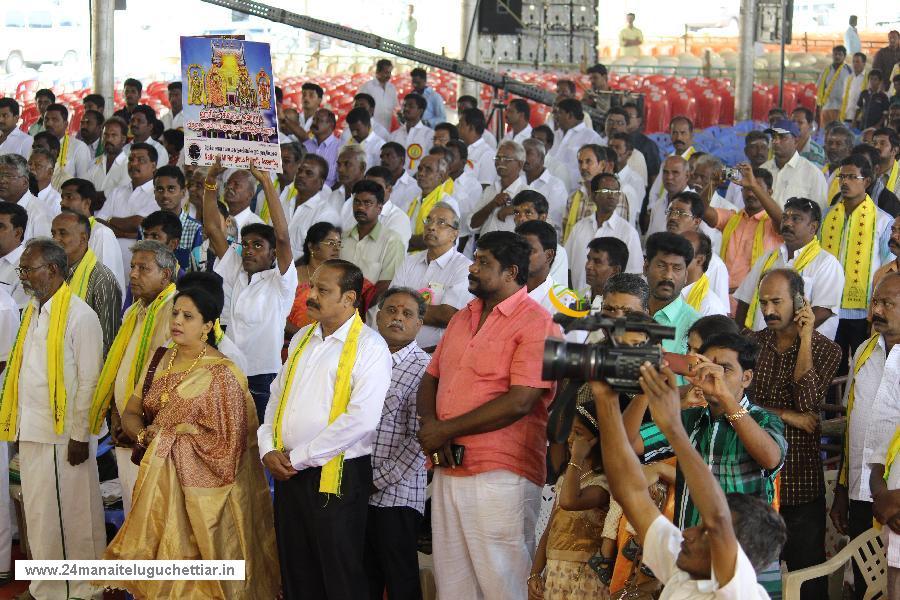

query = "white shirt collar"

[
  {"left": 0, "top": 244, "right": 24, "bottom": 264},
  {"left": 422, "top": 245, "right": 459, "bottom": 268},
  {"left": 315, "top": 312, "right": 358, "bottom": 342}
]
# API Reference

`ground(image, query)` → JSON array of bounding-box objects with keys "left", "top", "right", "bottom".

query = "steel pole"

[{"left": 91, "top": 0, "right": 115, "bottom": 117}]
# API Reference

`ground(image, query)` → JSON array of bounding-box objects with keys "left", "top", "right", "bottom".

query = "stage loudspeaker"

[{"left": 478, "top": 0, "right": 523, "bottom": 35}]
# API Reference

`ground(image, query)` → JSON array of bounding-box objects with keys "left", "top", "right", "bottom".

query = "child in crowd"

[{"left": 529, "top": 401, "right": 611, "bottom": 599}]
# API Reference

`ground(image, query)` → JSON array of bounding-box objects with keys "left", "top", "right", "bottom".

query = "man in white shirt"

[
  {"left": 380, "top": 142, "right": 421, "bottom": 213},
  {"left": 343, "top": 107, "right": 385, "bottom": 172},
  {"left": 339, "top": 180, "right": 405, "bottom": 295},
  {"left": 123, "top": 106, "right": 169, "bottom": 168},
  {"left": 646, "top": 155, "right": 692, "bottom": 238},
  {"left": 59, "top": 178, "right": 126, "bottom": 293},
  {"left": 94, "top": 143, "right": 160, "bottom": 269},
  {"left": 591, "top": 365, "right": 786, "bottom": 600},
  {"left": 862, "top": 274, "right": 900, "bottom": 599},
  {"left": 681, "top": 231, "right": 729, "bottom": 317},
  {"left": 443, "top": 140, "right": 482, "bottom": 248},
  {"left": 287, "top": 154, "right": 341, "bottom": 257},
  {"left": 11, "top": 238, "right": 107, "bottom": 600},
  {"left": 817, "top": 45, "right": 853, "bottom": 127},
  {"left": 832, "top": 274, "right": 900, "bottom": 600},
  {"left": 522, "top": 138, "right": 567, "bottom": 235},
  {"left": 609, "top": 132, "right": 648, "bottom": 202},
  {"left": 647, "top": 116, "right": 697, "bottom": 204},
  {"left": 664, "top": 192, "right": 729, "bottom": 306},
  {"left": 42, "top": 103, "right": 92, "bottom": 179},
  {"left": 566, "top": 173, "right": 643, "bottom": 291},
  {"left": 459, "top": 108, "right": 497, "bottom": 186},
  {"left": 205, "top": 160, "right": 297, "bottom": 422},
  {"left": 735, "top": 197, "right": 843, "bottom": 341},
  {"left": 260, "top": 258, "right": 391, "bottom": 600},
  {"left": 561, "top": 144, "right": 613, "bottom": 243},
  {"left": 469, "top": 141, "right": 527, "bottom": 235},
  {"left": 406, "top": 153, "right": 457, "bottom": 252},
  {"left": 761, "top": 119, "right": 829, "bottom": 211},
  {"left": 843, "top": 52, "right": 869, "bottom": 125},
  {"left": 0, "top": 203, "right": 28, "bottom": 307},
  {"left": 690, "top": 154, "right": 740, "bottom": 218},
  {"left": 0, "top": 98, "right": 33, "bottom": 159},
  {"left": 456, "top": 96, "right": 497, "bottom": 150},
  {"left": 503, "top": 99, "right": 533, "bottom": 144},
  {"left": 517, "top": 220, "right": 560, "bottom": 315},
  {"left": 362, "top": 166, "right": 412, "bottom": 249},
  {"left": 390, "top": 93, "right": 433, "bottom": 175},
  {"left": 548, "top": 98, "right": 603, "bottom": 193},
  {"left": 0, "top": 153, "right": 51, "bottom": 241},
  {"left": 338, "top": 94, "right": 391, "bottom": 145},
  {"left": 359, "top": 59, "right": 400, "bottom": 132},
  {"left": 79, "top": 109, "right": 104, "bottom": 159},
  {"left": 88, "top": 116, "right": 130, "bottom": 199},
  {"left": 603, "top": 107, "right": 648, "bottom": 187},
  {"left": 159, "top": 82, "right": 184, "bottom": 131},
  {"left": 27, "top": 147, "right": 61, "bottom": 217},
  {"left": 392, "top": 202, "right": 472, "bottom": 351},
  {"left": 331, "top": 144, "right": 368, "bottom": 221},
  {"left": 511, "top": 190, "right": 569, "bottom": 287}
]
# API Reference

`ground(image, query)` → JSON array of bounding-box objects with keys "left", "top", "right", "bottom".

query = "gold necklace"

[{"left": 159, "top": 344, "right": 207, "bottom": 405}]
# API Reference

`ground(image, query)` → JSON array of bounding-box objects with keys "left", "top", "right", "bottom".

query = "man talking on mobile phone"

[{"left": 747, "top": 268, "right": 841, "bottom": 600}]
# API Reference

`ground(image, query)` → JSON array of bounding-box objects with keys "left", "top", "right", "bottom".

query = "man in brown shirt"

[{"left": 748, "top": 268, "right": 841, "bottom": 600}]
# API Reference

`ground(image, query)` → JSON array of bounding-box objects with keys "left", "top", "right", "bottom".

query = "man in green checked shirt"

[{"left": 622, "top": 331, "right": 788, "bottom": 595}]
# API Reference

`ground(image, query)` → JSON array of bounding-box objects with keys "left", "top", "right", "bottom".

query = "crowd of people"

[{"left": 0, "top": 38, "right": 897, "bottom": 599}]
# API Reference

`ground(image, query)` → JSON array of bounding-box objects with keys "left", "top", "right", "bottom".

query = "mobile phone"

[
  {"left": 662, "top": 352, "right": 698, "bottom": 376},
  {"left": 451, "top": 444, "right": 465, "bottom": 466},
  {"left": 793, "top": 292, "right": 805, "bottom": 313}
]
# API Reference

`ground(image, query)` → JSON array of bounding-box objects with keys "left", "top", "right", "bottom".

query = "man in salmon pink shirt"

[{"left": 417, "top": 230, "right": 561, "bottom": 600}]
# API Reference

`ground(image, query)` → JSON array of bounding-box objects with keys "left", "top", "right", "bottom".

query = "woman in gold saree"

[{"left": 101, "top": 272, "right": 280, "bottom": 599}]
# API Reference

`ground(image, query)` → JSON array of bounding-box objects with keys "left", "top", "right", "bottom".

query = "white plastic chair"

[{"left": 782, "top": 527, "right": 887, "bottom": 600}]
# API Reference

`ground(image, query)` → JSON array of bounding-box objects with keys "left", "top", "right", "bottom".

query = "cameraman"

[
  {"left": 592, "top": 364, "right": 787, "bottom": 598},
  {"left": 748, "top": 269, "right": 841, "bottom": 600}
]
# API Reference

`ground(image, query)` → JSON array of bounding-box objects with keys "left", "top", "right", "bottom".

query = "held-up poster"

[{"left": 180, "top": 36, "right": 281, "bottom": 172}]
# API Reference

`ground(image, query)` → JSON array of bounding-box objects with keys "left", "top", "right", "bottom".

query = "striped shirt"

[
  {"left": 640, "top": 397, "right": 787, "bottom": 529},
  {"left": 178, "top": 212, "right": 204, "bottom": 269},
  {"left": 369, "top": 341, "right": 430, "bottom": 514},
  {"left": 67, "top": 256, "right": 123, "bottom": 356}
]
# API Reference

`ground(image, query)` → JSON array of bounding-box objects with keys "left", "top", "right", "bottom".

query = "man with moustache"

[
  {"left": 748, "top": 269, "right": 841, "bottom": 600},
  {"left": 260, "top": 259, "right": 391, "bottom": 600},
  {"left": 761, "top": 119, "right": 828, "bottom": 211},
  {"left": 644, "top": 231, "right": 700, "bottom": 354},
  {"left": 561, "top": 145, "right": 614, "bottom": 242},
  {"left": 821, "top": 125, "right": 855, "bottom": 204},
  {"left": 304, "top": 108, "right": 342, "bottom": 188},
  {"left": 469, "top": 141, "right": 527, "bottom": 235},
  {"left": 255, "top": 142, "right": 304, "bottom": 225},
  {"left": 646, "top": 116, "right": 696, "bottom": 202},
  {"left": 366, "top": 288, "right": 430, "bottom": 600},
  {"left": 736, "top": 197, "right": 844, "bottom": 340},
  {"left": 406, "top": 153, "right": 456, "bottom": 252},
  {"left": 88, "top": 117, "right": 130, "bottom": 199},
  {"left": 417, "top": 231, "right": 560, "bottom": 599},
  {"left": 522, "top": 138, "right": 567, "bottom": 235},
  {"left": 644, "top": 155, "right": 691, "bottom": 237},
  {"left": 286, "top": 154, "right": 340, "bottom": 258}
]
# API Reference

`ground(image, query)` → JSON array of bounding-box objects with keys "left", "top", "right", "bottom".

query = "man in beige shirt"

[{"left": 619, "top": 13, "right": 643, "bottom": 57}]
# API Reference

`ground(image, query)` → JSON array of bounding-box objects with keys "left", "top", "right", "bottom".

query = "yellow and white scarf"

[
  {"left": 720, "top": 211, "right": 770, "bottom": 266},
  {"left": 817, "top": 64, "right": 844, "bottom": 107},
  {"left": 274, "top": 313, "right": 363, "bottom": 495},
  {"left": 0, "top": 283, "right": 74, "bottom": 440},
  {"left": 821, "top": 195, "right": 877, "bottom": 310},
  {"left": 68, "top": 249, "right": 98, "bottom": 299},
  {"left": 407, "top": 178, "right": 454, "bottom": 236},
  {"left": 745, "top": 238, "right": 821, "bottom": 329},
  {"left": 838, "top": 334, "right": 880, "bottom": 487},
  {"left": 685, "top": 273, "right": 710, "bottom": 312},
  {"left": 57, "top": 133, "right": 70, "bottom": 169},
  {"left": 88, "top": 282, "right": 176, "bottom": 434},
  {"left": 839, "top": 70, "right": 868, "bottom": 121}
]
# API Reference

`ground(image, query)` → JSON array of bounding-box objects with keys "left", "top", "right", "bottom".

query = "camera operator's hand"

[
  {"left": 638, "top": 363, "right": 683, "bottom": 435},
  {"left": 687, "top": 355, "right": 732, "bottom": 407},
  {"left": 589, "top": 380, "right": 619, "bottom": 408}
]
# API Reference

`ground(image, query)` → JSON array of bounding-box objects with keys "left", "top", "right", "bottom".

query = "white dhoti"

[
  {"left": 0, "top": 442, "right": 10, "bottom": 574},
  {"left": 432, "top": 469, "right": 541, "bottom": 600},
  {"left": 19, "top": 441, "right": 106, "bottom": 600},
  {"left": 114, "top": 446, "right": 140, "bottom": 515}
]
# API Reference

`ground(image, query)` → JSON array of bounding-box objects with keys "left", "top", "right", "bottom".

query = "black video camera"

[{"left": 542, "top": 313, "right": 675, "bottom": 394}]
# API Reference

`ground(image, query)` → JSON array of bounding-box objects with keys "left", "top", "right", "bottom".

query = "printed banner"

[{"left": 180, "top": 36, "right": 281, "bottom": 172}]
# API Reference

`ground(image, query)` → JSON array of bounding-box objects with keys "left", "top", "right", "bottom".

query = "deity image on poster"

[{"left": 180, "top": 36, "right": 282, "bottom": 172}]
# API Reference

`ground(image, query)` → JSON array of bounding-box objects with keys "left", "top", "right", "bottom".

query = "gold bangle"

[
  {"left": 567, "top": 461, "right": 583, "bottom": 471},
  {"left": 203, "top": 180, "right": 218, "bottom": 191},
  {"left": 527, "top": 573, "right": 542, "bottom": 582},
  {"left": 726, "top": 407, "right": 749, "bottom": 423},
  {"left": 136, "top": 428, "right": 147, "bottom": 447}
]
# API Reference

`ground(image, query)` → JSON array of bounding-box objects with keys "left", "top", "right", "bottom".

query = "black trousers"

[
  {"left": 835, "top": 318, "right": 870, "bottom": 376},
  {"left": 274, "top": 455, "right": 372, "bottom": 600},
  {"left": 781, "top": 495, "right": 827, "bottom": 600},
  {"left": 849, "top": 499, "right": 874, "bottom": 600},
  {"left": 364, "top": 505, "right": 423, "bottom": 600}
]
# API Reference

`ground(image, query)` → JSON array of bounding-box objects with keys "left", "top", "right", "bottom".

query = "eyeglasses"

[
  {"left": 319, "top": 240, "right": 342, "bottom": 249},
  {"left": 423, "top": 217, "right": 458, "bottom": 230},
  {"left": 593, "top": 189, "right": 620, "bottom": 196},
  {"left": 16, "top": 264, "right": 48, "bottom": 276},
  {"left": 836, "top": 174, "right": 865, "bottom": 180},
  {"left": 665, "top": 208, "right": 693, "bottom": 218}
]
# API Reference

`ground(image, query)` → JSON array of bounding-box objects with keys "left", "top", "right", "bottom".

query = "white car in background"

[{"left": 1, "top": 4, "right": 87, "bottom": 73}]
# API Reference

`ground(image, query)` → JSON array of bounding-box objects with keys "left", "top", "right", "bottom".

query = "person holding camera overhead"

[
  {"left": 417, "top": 231, "right": 561, "bottom": 600},
  {"left": 747, "top": 269, "right": 841, "bottom": 600}
]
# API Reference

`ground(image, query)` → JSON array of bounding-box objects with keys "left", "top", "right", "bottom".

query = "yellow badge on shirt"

[{"left": 407, "top": 144, "right": 423, "bottom": 161}]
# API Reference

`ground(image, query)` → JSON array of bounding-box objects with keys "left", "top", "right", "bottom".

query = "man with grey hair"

[
  {"left": 0, "top": 153, "right": 52, "bottom": 240},
  {"left": 392, "top": 201, "right": 473, "bottom": 351},
  {"left": 367, "top": 287, "right": 430, "bottom": 599},
  {"left": 332, "top": 143, "right": 369, "bottom": 219},
  {"left": 522, "top": 138, "right": 567, "bottom": 235},
  {"left": 469, "top": 140, "right": 527, "bottom": 234},
  {"left": 8, "top": 237, "right": 106, "bottom": 600},
  {"left": 407, "top": 153, "right": 460, "bottom": 252},
  {"left": 99, "top": 239, "right": 178, "bottom": 514},
  {"left": 691, "top": 153, "right": 740, "bottom": 216}
]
